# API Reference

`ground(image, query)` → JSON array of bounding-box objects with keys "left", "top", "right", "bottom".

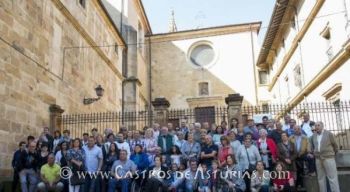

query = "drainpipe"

[
  {"left": 147, "top": 36, "right": 152, "bottom": 127},
  {"left": 250, "top": 25, "right": 259, "bottom": 105}
]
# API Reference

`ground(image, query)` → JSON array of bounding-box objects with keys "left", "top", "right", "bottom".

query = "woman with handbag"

[
  {"left": 181, "top": 133, "right": 201, "bottom": 164},
  {"left": 236, "top": 136, "right": 261, "bottom": 192},
  {"left": 66, "top": 138, "right": 86, "bottom": 192},
  {"left": 218, "top": 154, "right": 246, "bottom": 192}
]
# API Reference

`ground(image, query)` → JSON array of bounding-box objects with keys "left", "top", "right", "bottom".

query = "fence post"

[
  {"left": 225, "top": 93, "right": 244, "bottom": 126},
  {"left": 152, "top": 97, "right": 170, "bottom": 127},
  {"left": 49, "top": 104, "right": 64, "bottom": 134}
]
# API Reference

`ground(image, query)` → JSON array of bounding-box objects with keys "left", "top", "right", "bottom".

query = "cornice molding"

[{"left": 148, "top": 22, "right": 261, "bottom": 42}]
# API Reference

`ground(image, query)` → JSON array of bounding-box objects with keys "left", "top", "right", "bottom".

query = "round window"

[{"left": 189, "top": 44, "right": 215, "bottom": 67}]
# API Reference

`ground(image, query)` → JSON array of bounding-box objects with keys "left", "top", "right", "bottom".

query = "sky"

[{"left": 142, "top": 0, "right": 276, "bottom": 40}]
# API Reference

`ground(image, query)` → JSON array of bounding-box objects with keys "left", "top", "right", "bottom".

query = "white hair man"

[{"left": 311, "top": 121, "right": 340, "bottom": 192}]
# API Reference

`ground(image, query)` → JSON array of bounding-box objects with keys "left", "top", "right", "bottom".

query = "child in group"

[
  {"left": 272, "top": 162, "right": 295, "bottom": 192},
  {"left": 210, "top": 160, "right": 220, "bottom": 192},
  {"left": 169, "top": 145, "right": 182, "bottom": 166},
  {"left": 198, "top": 164, "right": 211, "bottom": 192}
]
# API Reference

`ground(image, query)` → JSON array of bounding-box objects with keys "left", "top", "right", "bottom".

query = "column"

[{"left": 151, "top": 97, "right": 170, "bottom": 127}]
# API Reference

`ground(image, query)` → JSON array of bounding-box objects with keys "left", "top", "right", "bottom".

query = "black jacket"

[{"left": 17, "top": 150, "right": 39, "bottom": 172}]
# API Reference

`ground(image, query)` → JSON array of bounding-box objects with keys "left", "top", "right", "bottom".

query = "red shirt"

[
  {"left": 272, "top": 171, "right": 294, "bottom": 187},
  {"left": 218, "top": 146, "right": 232, "bottom": 164}
]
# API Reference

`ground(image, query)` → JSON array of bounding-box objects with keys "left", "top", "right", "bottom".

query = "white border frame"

[{"left": 186, "top": 40, "right": 219, "bottom": 69}]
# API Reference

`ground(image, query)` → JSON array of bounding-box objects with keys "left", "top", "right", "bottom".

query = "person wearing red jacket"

[{"left": 257, "top": 129, "right": 277, "bottom": 171}]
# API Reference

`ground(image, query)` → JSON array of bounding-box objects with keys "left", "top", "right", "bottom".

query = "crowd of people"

[{"left": 11, "top": 113, "right": 340, "bottom": 192}]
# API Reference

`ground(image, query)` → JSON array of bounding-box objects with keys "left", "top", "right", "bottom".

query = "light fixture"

[{"left": 83, "top": 85, "right": 104, "bottom": 105}]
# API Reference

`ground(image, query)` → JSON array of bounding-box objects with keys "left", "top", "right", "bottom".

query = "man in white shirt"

[
  {"left": 115, "top": 133, "right": 131, "bottom": 159},
  {"left": 301, "top": 113, "right": 315, "bottom": 138},
  {"left": 282, "top": 114, "right": 291, "bottom": 131},
  {"left": 311, "top": 121, "right": 340, "bottom": 192},
  {"left": 82, "top": 136, "right": 103, "bottom": 192}
]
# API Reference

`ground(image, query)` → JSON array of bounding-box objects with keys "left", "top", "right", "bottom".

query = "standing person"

[
  {"left": 104, "top": 133, "right": 116, "bottom": 156},
  {"left": 55, "top": 141, "right": 69, "bottom": 192},
  {"left": 236, "top": 136, "right": 261, "bottom": 192},
  {"left": 115, "top": 133, "right": 131, "bottom": 159},
  {"left": 18, "top": 142, "right": 39, "bottom": 192},
  {"left": 282, "top": 115, "right": 291, "bottom": 131},
  {"left": 108, "top": 150, "right": 137, "bottom": 192},
  {"left": 289, "top": 125, "right": 310, "bottom": 189},
  {"left": 169, "top": 145, "right": 182, "bottom": 166},
  {"left": 244, "top": 119, "right": 259, "bottom": 141},
  {"left": 39, "top": 127, "right": 54, "bottom": 151},
  {"left": 257, "top": 129, "right": 277, "bottom": 171},
  {"left": 250, "top": 161, "right": 270, "bottom": 192},
  {"left": 193, "top": 123, "right": 202, "bottom": 143},
  {"left": 37, "top": 153, "right": 64, "bottom": 192},
  {"left": 129, "top": 130, "right": 146, "bottom": 153},
  {"left": 277, "top": 132, "right": 296, "bottom": 172},
  {"left": 157, "top": 127, "right": 174, "bottom": 155},
  {"left": 82, "top": 133, "right": 89, "bottom": 146},
  {"left": 266, "top": 119, "right": 275, "bottom": 134},
  {"left": 212, "top": 126, "right": 224, "bottom": 146},
  {"left": 301, "top": 113, "right": 315, "bottom": 138},
  {"left": 179, "top": 121, "right": 189, "bottom": 137},
  {"left": 11, "top": 141, "right": 26, "bottom": 192},
  {"left": 181, "top": 133, "right": 201, "bottom": 162},
  {"left": 37, "top": 143, "right": 50, "bottom": 170},
  {"left": 66, "top": 138, "right": 86, "bottom": 192},
  {"left": 104, "top": 143, "right": 119, "bottom": 174},
  {"left": 286, "top": 119, "right": 299, "bottom": 137},
  {"left": 152, "top": 123, "right": 161, "bottom": 140},
  {"left": 218, "top": 136, "right": 233, "bottom": 168},
  {"left": 53, "top": 130, "right": 63, "bottom": 153},
  {"left": 269, "top": 122, "right": 284, "bottom": 144},
  {"left": 230, "top": 118, "right": 239, "bottom": 135},
  {"left": 175, "top": 131, "right": 186, "bottom": 150},
  {"left": 82, "top": 136, "right": 103, "bottom": 192},
  {"left": 143, "top": 128, "right": 158, "bottom": 162},
  {"left": 91, "top": 128, "right": 98, "bottom": 139},
  {"left": 62, "top": 130, "right": 72, "bottom": 144},
  {"left": 208, "top": 123, "right": 217, "bottom": 137},
  {"left": 236, "top": 124, "right": 245, "bottom": 143},
  {"left": 200, "top": 135, "right": 218, "bottom": 168},
  {"left": 227, "top": 130, "right": 241, "bottom": 154},
  {"left": 311, "top": 121, "right": 340, "bottom": 192}
]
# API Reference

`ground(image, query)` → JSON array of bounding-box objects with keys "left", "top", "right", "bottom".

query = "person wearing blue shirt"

[{"left": 130, "top": 144, "right": 150, "bottom": 171}]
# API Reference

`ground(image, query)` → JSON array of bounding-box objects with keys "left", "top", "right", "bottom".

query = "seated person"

[
  {"left": 108, "top": 150, "right": 137, "bottom": 192},
  {"left": 169, "top": 159, "right": 200, "bottom": 192},
  {"left": 251, "top": 161, "right": 270, "bottom": 192},
  {"left": 272, "top": 162, "right": 295, "bottom": 192},
  {"left": 144, "top": 155, "right": 168, "bottom": 192},
  {"left": 130, "top": 144, "right": 150, "bottom": 172},
  {"left": 217, "top": 154, "right": 246, "bottom": 192},
  {"left": 197, "top": 164, "right": 211, "bottom": 192},
  {"left": 37, "top": 153, "right": 64, "bottom": 192}
]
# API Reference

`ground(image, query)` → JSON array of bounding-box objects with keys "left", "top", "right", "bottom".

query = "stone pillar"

[
  {"left": 49, "top": 104, "right": 64, "bottom": 134},
  {"left": 123, "top": 77, "right": 142, "bottom": 112},
  {"left": 225, "top": 93, "right": 244, "bottom": 126},
  {"left": 152, "top": 97, "right": 170, "bottom": 127}
]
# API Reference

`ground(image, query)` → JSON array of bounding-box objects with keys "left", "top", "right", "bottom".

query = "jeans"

[
  {"left": 83, "top": 176, "right": 100, "bottom": 192},
  {"left": 37, "top": 182, "right": 64, "bottom": 192},
  {"left": 107, "top": 178, "right": 130, "bottom": 192},
  {"left": 19, "top": 168, "right": 38, "bottom": 192}
]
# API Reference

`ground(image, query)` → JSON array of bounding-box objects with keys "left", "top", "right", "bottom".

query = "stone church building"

[{"left": 0, "top": 0, "right": 261, "bottom": 177}]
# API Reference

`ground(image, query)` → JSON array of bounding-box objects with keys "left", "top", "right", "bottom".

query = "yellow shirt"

[{"left": 40, "top": 163, "right": 61, "bottom": 182}]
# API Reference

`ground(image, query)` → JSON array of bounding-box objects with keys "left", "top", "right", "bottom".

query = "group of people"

[{"left": 11, "top": 113, "right": 340, "bottom": 192}]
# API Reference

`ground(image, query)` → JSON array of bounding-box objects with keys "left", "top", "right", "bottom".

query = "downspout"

[
  {"left": 250, "top": 25, "right": 259, "bottom": 105},
  {"left": 147, "top": 36, "right": 152, "bottom": 127}
]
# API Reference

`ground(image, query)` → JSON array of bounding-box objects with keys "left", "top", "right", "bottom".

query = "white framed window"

[{"left": 187, "top": 41, "right": 217, "bottom": 68}]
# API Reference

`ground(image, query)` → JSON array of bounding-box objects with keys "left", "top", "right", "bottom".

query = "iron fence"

[
  {"left": 242, "top": 101, "right": 350, "bottom": 150},
  {"left": 168, "top": 106, "right": 228, "bottom": 127},
  {"left": 60, "top": 110, "right": 152, "bottom": 138}
]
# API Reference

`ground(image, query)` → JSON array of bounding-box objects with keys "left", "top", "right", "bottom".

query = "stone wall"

[
  {"left": 150, "top": 31, "right": 259, "bottom": 108},
  {"left": 0, "top": 0, "right": 125, "bottom": 177}
]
